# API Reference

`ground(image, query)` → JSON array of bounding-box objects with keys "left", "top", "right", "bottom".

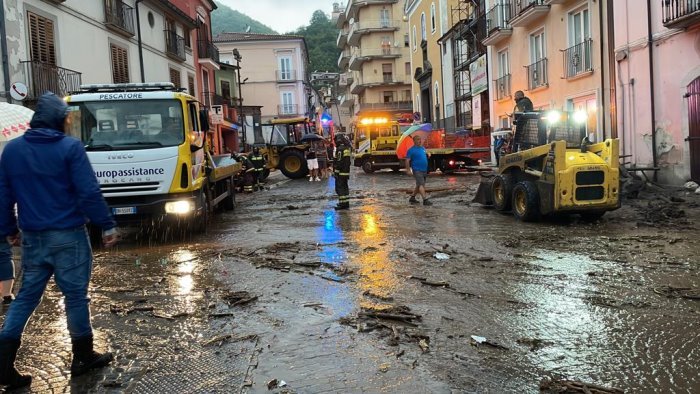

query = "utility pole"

[{"left": 233, "top": 48, "right": 245, "bottom": 149}]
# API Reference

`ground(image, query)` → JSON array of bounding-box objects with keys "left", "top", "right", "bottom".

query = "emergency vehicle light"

[
  {"left": 359, "top": 117, "right": 389, "bottom": 125},
  {"left": 79, "top": 82, "right": 177, "bottom": 92}
]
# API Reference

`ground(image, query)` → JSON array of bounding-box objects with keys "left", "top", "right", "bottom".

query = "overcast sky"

[{"left": 217, "top": 0, "right": 337, "bottom": 34}]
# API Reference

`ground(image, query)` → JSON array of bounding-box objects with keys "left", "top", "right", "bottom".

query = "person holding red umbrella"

[{"left": 405, "top": 135, "right": 432, "bottom": 206}]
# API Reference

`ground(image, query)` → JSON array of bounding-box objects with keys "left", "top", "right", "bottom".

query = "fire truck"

[{"left": 64, "top": 82, "right": 241, "bottom": 232}]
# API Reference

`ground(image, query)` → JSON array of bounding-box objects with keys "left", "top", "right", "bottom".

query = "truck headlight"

[{"left": 165, "top": 200, "right": 194, "bottom": 214}]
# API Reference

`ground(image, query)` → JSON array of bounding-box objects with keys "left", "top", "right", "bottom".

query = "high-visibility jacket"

[
  {"left": 334, "top": 146, "right": 351, "bottom": 176},
  {"left": 250, "top": 153, "right": 265, "bottom": 171}
]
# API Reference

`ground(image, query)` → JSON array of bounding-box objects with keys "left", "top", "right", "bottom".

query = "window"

[
  {"left": 380, "top": 8, "right": 390, "bottom": 28},
  {"left": 110, "top": 44, "right": 129, "bottom": 83},
  {"left": 568, "top": 8, "right": 590, "bottom": 46},
  {"left": 420, "top": 13, "right": 426, "bottom": 41},
  {"left": 279, "top": 57, "right": 292, "bottom": 80},
  {"left": 28, "top": 11, "right": 56, "bottom": 64},
  {"left": 530, "top": 30, "right": 545, "bottom": 62},
  {"left": 499, "top": 115, "right": 510, "bottom": 129},
  {"left": 404, "top": 33, "right": 410, "bottom": 47},
  {"left": 403, "top": 89, "right": 411, "bottom": 101},
  {"left": 221, "top": 80, "right": 231, "bottom": 100},
  {"left": 440, "top": 0, "right": 448, "bottom": 35},
  {"left": 383, "top": 91, "right": 394, "bottom": 103},
  {"left": 405, "top": 62, "right": 411, "bottom": 75},
  {"left": 497, "top": 49, "right": 509, "bottom": 77},
  {"left": 412, "top": 26, "right": 417, "bottom": 50},
  {"left": 430, "top": 3, "right": 436, "bottom": 33},
  {"left": 381, "top": 36, "right": 392, "bottom": 55},
  {"left": 169, "top": 68, "right": 181, "bottom": 89},
  {"left": 281, "top": 91, "right": 294, "bottom": 114},
  {"left": 188, "top": 74, "right": 195, "bottom": 96},
  {"left": 382, "top": 63, "right": 393, "bottom": 82},
  {"left": 434, "top": 82, "right": 439, "bottom": 107},
  {"left": 184, "top": 27, "right": 191, "bottom": 48}
]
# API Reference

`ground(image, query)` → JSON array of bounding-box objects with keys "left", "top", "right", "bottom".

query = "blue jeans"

[
  {"left": 0, "top": 241, "right": 13, "bottom": 281},
  {"left": 0, "top": 226, "right": 93, "bottom": 340}
]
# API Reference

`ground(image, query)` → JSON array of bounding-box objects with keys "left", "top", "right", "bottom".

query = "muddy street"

[{"left": 2, "top": 168, "right": 699, "bottom": 393}]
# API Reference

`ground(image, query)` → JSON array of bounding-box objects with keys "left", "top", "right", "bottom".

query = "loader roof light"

[
  {"left": 573, "top": 110, "right": 588, "bottom": 124},
  {"left": 546, "top": 110, "right": 561, "bottom": 125}
]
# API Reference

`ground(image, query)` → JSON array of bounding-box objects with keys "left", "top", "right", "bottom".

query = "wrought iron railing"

[
  {"left": 276, "top": 69, "right": 296, "bottom": 81},
  {"left": 526, "top": 57, "right": 548, "bottom": 90},
  {"left": 164, "top": 30, "right": 186, "bottom": 60},
  {"left": 485, "top": 3, "right": 512, "bottom": 34},
  {"left": 278, "top": 104, "right": 299, "bottom": 115},
  {"left": 104, "top": 0, "right": 135, "bottom": 35},
  {"left": 512, "top": 0, "right": 546, "bottom": 17},
  {"left": 494, "top": 74, "right": 511, "bottom": 100},
  {"left": 356, "top": 101, "right": 413, "bottom": 111},
  {"left": 662, "top": 0, "right": 700, "bottom": 26},
  {"left": 197, "top": 39, "right": 220, "bottom": 63},
  {"left": 563, "top": 39, "right": 592, "bottom": 78},
  {"left": 21, "top": 60, "right": 82, "bottom": 99}
]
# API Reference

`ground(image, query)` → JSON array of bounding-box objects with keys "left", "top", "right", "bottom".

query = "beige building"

[
  {"left": 333, "top": 0, "right": 413, "bottom": 123},
  {"left": 483, "top": 0, "right": 615, "bottom": 142},
  {"left": 214, "top": 33, "right": 310, "bottom": 125}
]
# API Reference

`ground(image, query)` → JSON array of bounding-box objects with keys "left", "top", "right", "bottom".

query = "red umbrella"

[{"left": 396, "top": 123, "right": 432, "bottom": 159}]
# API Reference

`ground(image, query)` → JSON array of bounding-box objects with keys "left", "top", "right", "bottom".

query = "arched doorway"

[{"left": 687, "top": 76, "right": 700, "bottom": 181}]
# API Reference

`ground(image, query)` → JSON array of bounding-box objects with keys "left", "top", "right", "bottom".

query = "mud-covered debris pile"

[{"left": 539, "top": 377, "right": 624, "bottom": 393}]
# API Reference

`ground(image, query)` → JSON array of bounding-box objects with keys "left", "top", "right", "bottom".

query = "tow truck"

[
  {"left": 351, "top": 114, "right": 491, "bottom": 174},
  {"left": 474, "top": 111, "right": 620, "bottom": 221},
  {"left": 64, "top": 82, "right": 241, "bottom": 232}
]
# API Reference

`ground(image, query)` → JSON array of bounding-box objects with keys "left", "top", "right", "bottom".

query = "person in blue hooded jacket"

[{"left": 0, "top": 92, "right": 119, "bottom": 389}]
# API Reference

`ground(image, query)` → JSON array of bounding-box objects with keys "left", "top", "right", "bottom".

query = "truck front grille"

[
  {"left": 576, "top": 170, "right": 605, "bottom": 185},
  {"left": 576, "top": 186, "right": 605, "bottom": 201},
  {"left": 100, "top": 182, "right": 160, "bottom": 194}
]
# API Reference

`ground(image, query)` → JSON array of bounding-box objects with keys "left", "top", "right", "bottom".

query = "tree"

[
  {"left": 295, "top": 10, "right": 341, "bottom": 74},
  {"left": 211, "top": 1, "right": 277, "bottom": 35}
]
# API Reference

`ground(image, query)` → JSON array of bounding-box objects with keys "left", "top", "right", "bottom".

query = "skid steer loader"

[{"left": 473, "top": 111, "right": 620, "bottom": 222}]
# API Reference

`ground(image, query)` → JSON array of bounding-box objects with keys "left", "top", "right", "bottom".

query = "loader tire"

[
  {"left": 279, "top": 150, "right": 308, "bottom": 179},
  {"left": 512, "top": 181, "right": 540, "bottom": 222},
  {"left": 362, "top": 161, "right": 375, "bottom": 174},
  {"left": 492, "top": 174, "right": 514, "bottom": 211}
]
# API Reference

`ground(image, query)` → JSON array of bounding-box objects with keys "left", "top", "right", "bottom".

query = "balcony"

[
  {"left": 509, "top": 0, "right": 550, "bottom": 27},
  {"left": 563, "top": 39, "right": 593, "bottom": 79},
  {"left": 494, "top": 74, "right": 511, "bottom": 100},
  {"left": 347, "top": 20, "right": 401, "bottom": 46},
  {"left": 346, "top": 0, "right": 399, "bottom": 21},
  {"left": 662, "top": 0, "right": 700, "bottom": 29},
  {"left": 278, "top": 104, "right": 300, "bottom": 117},
  {"left": 339, "top": 72, "right": 354, "bottom": 86},
  {"left": 356, "top": 101, "right": 412, "bottom": 112},
  {"left": 164, "top": 30, "right": 186, "bottom": 61},
  {"left": 276, "top": 69, "right": 296, "bottom": 82},
  {"left": 338, "top": 50, "right": 351, "bottom": 69},
  {"left": 337, "top": 30, "right": 348, "bottom": 47},
  {"left": 340, "top": 94, "right": 355, "bottom": 108},
  {"left": 544, "top": 0, "right": 572, "bottom": 3},
  {"left": 21, "top": 60, "right": 82, "bottom": 100},
  {"left": 197, "top": 39, "right": 220, "bottom": 69},
  {"left": 348, "top": 48, "right": 401, "bottom": 71},
  {"left": 352, "top": 75, "right": 411, "bottom": 94},
  {"left": 104, "top": 0, "right": 135, "bottom": 37},
  {"left": 526, "top": 57, "right": 548, "bottom": 90},
  {"left": 482, "top": 3, "right": 513, "bottom": 46}
]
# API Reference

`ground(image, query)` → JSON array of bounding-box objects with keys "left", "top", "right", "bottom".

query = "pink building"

[{"left": 613, "top": 1, "right": 700, "bottom": 183}]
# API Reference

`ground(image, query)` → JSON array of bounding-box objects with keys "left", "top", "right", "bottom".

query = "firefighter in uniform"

[
  {"left": 237, "top": 153, "right": 256, "bottom": 193},
  {"left": 333, "top": 134, "right": 352, "bottom": 210},
  {"left": 249, "top": 147, "right": 266, "bottom": 191}
]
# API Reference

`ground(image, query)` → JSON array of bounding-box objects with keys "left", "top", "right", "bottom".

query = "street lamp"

[{"left": 232, "top": 48, "right": 245, "bottom": 148}]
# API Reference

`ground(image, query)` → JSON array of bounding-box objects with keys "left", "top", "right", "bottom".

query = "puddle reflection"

[{"left": 356, "top": 208, "right": 399, "bottom": 307}]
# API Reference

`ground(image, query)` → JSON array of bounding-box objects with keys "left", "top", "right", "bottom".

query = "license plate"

[{"left": 112, "top": 207, "right": 136, "bottom": 215}]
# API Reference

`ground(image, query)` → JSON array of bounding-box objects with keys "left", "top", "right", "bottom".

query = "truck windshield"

[{"left": 66, "top": 99, "right": 185, "bottom": 151}]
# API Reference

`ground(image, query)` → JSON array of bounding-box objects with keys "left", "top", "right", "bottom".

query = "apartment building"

[
  {"left": 482, "top": 0, "right": 614, "bottom": 143},
  {"left": 214, "top": 32, "right": 310, "bottom": 126},
  {"left": 612, "top": 1, "right": 700, "bottom": 184},
  {"left": 0, "top": 0, "right": 209, "bottom": 105},
  {"left": 435, "top": 0, "right": 490, "bottom": 132},
  {"left": 333, "top": 0, "right": 413, "bottom": 123}
]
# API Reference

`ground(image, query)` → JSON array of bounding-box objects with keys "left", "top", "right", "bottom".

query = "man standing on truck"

[
  {"left": 406, "top": 135, "right": 432, "bottom": 206},
  {"left": 333, "top": 134, "right": 352, "bottom": 210},
  {"left": 0, "top": 93, "right": 118, "bottom": 389}
]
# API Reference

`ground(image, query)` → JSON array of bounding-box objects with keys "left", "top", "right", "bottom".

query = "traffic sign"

[
  {"left": 210, "top": 105, "right": 224, "bottom": 125},
  {"left": 10, "top": 82, "right": 28, "bottom": 101}
]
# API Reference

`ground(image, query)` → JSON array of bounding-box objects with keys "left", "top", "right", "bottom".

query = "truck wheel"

[
  {"left": 194, "top": 188, "right": 211, "bottom": 233},
  {"left": 222, "top": 178, "right": 236, "bottom": 211},
  {"left": 279, "top": 150, "right": 307, "bottom": 179},
  {"left": 512, "top": 181, "right": 540, "bottom": 222},
  {"left": 492, "top": 174, "right": 514, "bottom": 211},
  {"left": 580, "top": 211, "right": 605, "bottom": 222},
  {"left": 362, "top": 161, "right": 374, "bottom": 174}
]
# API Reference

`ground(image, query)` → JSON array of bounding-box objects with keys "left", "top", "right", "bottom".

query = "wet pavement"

[{"left": 2, "top": 168, "right": 699, "bottom": 393}]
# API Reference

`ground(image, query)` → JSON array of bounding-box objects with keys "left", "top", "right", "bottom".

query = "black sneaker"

[
  {"left": 409, "top": 196, "right": 419, "bottom": 204},
  {"left": 2, "top": 295, "right": 13, "bottom": 306},
  {"left": 423, "top": 199, "right": 433, "bottom": 206}
]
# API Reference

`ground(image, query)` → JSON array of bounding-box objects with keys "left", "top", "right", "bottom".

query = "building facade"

[
  {"left": 482, "top": 0, "right": 614, "bottom": 144},
  {"left": 333, "top": 0, "right": 413, "bottom": 124},
  {"left": 0, "top": 0, "right": 206, "bottom": 105},
  {"left": 214, "top": 32, "right": 311, "bottom": 128},
  {"left": 613, "top": 1, "right": 700, "bottom": 183}
]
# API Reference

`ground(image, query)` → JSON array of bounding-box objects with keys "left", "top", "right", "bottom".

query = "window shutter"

[
  {"left": 28, "top": 12, "right": 56, "bottom": 65},
  {"left": 170, "top": 68, "right": 181, "bottom": 88},
  {"left": 188, "top": 75, "right": 195, "bottom": 96},
  {"left": 110, "top": 44, "right": 129, "bottom": 83}
]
